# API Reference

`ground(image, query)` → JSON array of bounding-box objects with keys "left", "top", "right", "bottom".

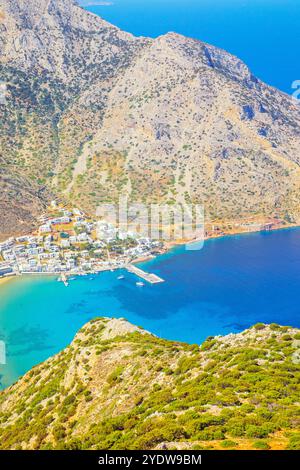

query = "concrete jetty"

[
  {"left": 59, "top": 273, "right": 69, "bottom": 287},
  {"left": 126, "top": 264, "right": 164, "bottom": 284}
]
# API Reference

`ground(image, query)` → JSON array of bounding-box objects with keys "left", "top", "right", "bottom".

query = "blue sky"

[{"left": 86, "top": 0, "right": 300, "bottom": 93}]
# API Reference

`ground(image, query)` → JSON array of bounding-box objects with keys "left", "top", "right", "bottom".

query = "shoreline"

[
  {"left": 0, "top": 276, "right": 16, "bottom": 286},
  {"left": 164, "top": 221, "right": 300, "bottom": 251},
  {"left": 1, "top": 223, "right": 300, "bottom": 288}
]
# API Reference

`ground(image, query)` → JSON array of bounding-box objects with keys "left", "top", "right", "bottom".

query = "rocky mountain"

[
  {"left": 1, "top": 0, "right": 300, "bottom": 239},
  {"left": 0, "top": 170, "right": 50, "bottom": 241},
  {"left": 0, "top": 317, "right": 299, "bottom": 450}
]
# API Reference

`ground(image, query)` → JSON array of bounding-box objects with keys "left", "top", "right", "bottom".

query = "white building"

[
  {"left": 50, "top": 216, "right": 71, "bottom": 225},
  {"left": 77, "top": 232, "right": 89, "bottom": 242},
  {"left": 40, "top": 224, "right": 52, "bottom": 234},
  {"left": 2, "top": 250, "right": 16, "bottom": 261},
  {"left": 0, "top": 239, "right": 15, "bottom": 251},
  {"left": 16, "top": 236, "right": 29, "bottom": 243}
]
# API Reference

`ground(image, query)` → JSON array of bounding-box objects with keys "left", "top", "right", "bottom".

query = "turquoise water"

[
  {"left": 86, "top": 0, "right": 300, "bottom": 94},
  {"left": 1, "top": 228, "right": 300, "bottom": 389}
]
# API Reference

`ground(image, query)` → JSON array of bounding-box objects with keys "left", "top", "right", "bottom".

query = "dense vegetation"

[{"left": 0, "top": 318, "right": 299, "bottom": 450}]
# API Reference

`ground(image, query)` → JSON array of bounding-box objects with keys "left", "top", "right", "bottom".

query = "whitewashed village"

[{"left": 0, "top": 201, "right": 165, "bottom": 284}]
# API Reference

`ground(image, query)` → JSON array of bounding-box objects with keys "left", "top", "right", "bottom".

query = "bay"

[{"left": 1, "top": 228, "right": 300, "bottom": 389}]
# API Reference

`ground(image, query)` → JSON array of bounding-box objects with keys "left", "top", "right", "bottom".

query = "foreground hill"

[
  {"left": 1, "top": 0, "right": 300, "bottom": 238},
  {"left": 0, "top": 317, "right": 299, "bottom": 450}
]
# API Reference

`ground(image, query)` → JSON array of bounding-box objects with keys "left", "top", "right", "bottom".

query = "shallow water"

[{"left": 1, "top": 228, "right": 300, "bottom": 388}]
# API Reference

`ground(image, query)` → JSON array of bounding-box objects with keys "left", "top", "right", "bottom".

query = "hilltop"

[
  {"left": 0, "top": 317, "right": 299, "bottom": 450},
  {"left": 1, "top": 0, "right": 300, "bottom": 240}
]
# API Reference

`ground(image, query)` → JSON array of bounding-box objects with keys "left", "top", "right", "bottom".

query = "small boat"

[
  {"left": 136, "top": 281, "right": 145, "bottom": 287},
  {"left": 117, "top": 275, "right": 125, "bottom": 280}
]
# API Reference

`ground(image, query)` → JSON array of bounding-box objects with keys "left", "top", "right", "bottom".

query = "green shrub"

[
  {"left": 220, "top": 440, "right": 238, "bottom": 448},
  {"left": 107, "top": 366, "right": 124, "bottom": 385},
  {"left": 246, "top": 425, "right": 270, "bottom": 439},
  {"left": 252, "top": 440, "right": 270, "bottom": 450},
  {"left": 287, "top": 433, "right": 300, "bottom": 450}
]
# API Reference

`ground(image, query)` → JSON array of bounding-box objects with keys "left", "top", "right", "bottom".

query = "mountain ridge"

[
  {"left": 0, "top": 317, "right": 299, "bottom": 450},
  {"left": 1, "top": 0, "right": 300, "bottom": 239}
]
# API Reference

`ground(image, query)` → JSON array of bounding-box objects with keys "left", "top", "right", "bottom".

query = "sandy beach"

[{"left": 0, "top": 277, "right": 15, "bottom": 286}]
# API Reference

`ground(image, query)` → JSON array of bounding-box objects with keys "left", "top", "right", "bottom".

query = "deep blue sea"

[
  {"left": 86, "top": 0, "right": 300, "bottom": 94},
  {"left": 1, "top": 229, "right": 300, "bottom": 388}
]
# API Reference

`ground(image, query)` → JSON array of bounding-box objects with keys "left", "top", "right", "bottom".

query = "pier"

[{"left": 126, "top": 264, "right": 165, "bottom": 284}]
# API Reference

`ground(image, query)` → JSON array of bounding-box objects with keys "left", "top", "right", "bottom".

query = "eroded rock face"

[
  {"left": 0, "top": 171, "right": 50, "bottom": 241},
  {"left": 0, "top": 0, "right": 143, "bottom": 82},
  {"left": 1, "top": 0, "right": 300, "bottom": 238}
]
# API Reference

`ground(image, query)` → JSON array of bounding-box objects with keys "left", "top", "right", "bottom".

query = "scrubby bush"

[
  {"left": 252, "top": 440, "right": 270, "bottom": 450},
  {"left": 220, "top": 440, "right": 238, "bottom": 448}
]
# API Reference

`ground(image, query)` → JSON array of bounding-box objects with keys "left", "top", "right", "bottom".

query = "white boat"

[
  {"left": 117, "top": 275, "right": 125, "bottom": 280},
  {"left": 136, "top": 281, "right": 145, "bottom": 287}
]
